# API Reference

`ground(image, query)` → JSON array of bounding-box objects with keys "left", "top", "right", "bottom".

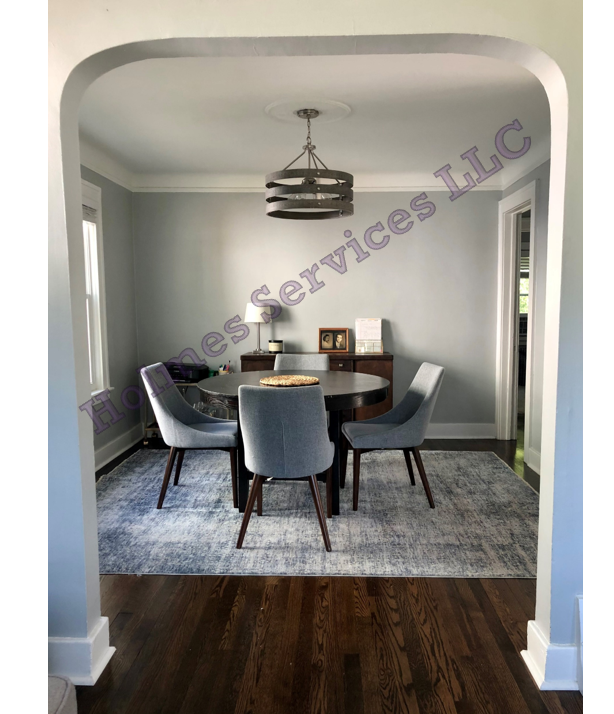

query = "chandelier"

[{"left": 265, "top": 108, "right": 354, "bottom": 220}]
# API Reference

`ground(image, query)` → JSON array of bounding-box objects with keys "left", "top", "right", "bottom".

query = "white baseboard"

[
  {"left": 576, "top": 597, "right": 583, "bottom": 695},
  {"left": 49, "top": 616, "right": 116, "bottom": 686},
  {"left": 425, "top": 423, "right": 496, "bottom": 439},
  {"left": 521, "top": 620, "right": 579, "bottom": 691},
  {"left": 95, "top": 422, "right": 143, "bottom": 470},
  {"left": 525, "top": 446, "right": 541, "bottom": 474}
]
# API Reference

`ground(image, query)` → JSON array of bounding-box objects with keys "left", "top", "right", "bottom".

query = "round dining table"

[{"left": 197, "top": 369, "right": 390, "bottom": 516}]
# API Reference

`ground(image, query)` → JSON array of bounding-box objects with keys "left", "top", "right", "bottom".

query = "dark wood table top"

[{"left": 197, "top": 370, "right": 389, "bottom": 412}]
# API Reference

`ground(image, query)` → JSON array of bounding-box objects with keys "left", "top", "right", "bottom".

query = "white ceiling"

[{"left": 78, "top": 54, "right": 550, "bottom": 190}]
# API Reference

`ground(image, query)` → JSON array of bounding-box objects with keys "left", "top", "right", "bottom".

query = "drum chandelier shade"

[{"left": 265, "top": 108, "right": 354, "bottom": 220}]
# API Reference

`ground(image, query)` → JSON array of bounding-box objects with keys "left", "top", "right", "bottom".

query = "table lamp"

[{"left": 244, "top": 303, "right": 273, "bottom": 354}]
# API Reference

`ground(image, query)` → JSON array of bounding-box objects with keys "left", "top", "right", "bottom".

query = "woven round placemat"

[{"left": 259, "top": 374, "right": 320, "bottom": 387}]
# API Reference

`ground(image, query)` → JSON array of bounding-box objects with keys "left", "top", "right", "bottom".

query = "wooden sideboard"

[{"left": 240, "top": 352, "right": 393, "bottom": 421}]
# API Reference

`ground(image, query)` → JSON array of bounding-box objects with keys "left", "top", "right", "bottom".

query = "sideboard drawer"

[
  {"left": 329, "top": 359, "right": 352, "bottom": 372},
  {"left": 241, "top": 357, "right": 275, "bottom": 372}
]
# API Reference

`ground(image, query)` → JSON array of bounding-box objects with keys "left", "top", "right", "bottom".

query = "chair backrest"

[
  {"left": 274, "top": 353, "right": 329, "bottom": 371},
  {"left": 239, "top": 385, "right": 332, "bottom": 479},
  {"left": 396, "top": 362, "right": 445, "bottom": 444},
  {"left": 140, "top": 363, "right": 201, "bottom": 443}
]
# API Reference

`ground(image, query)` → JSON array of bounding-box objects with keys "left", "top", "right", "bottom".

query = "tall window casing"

[{"left": 81, "top": 180, "right": 110, "bottom": 395}]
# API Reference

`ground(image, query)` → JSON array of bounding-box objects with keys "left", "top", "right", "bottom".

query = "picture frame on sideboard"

[{"left": 319, "top": 327, "right": 349, "bottom": 353}]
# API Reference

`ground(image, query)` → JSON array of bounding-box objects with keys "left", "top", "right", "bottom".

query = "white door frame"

[{"left": 495, "top": 181, "right": 537, "bottom": 445}]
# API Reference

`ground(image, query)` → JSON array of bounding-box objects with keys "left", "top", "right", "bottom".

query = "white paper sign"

[{"left": 355, "top": 318, "right": 382, "bottom": 341}]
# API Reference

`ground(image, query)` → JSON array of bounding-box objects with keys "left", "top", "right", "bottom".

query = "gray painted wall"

[
  {"left": 77, "top": 167, "right": 550, "bottom": 440},
  {"left": 132, "top": 190, "right": 500, "bottom": 426},
  {"left": 503, "top": 160, "right": 550, "bottom": 457},
  {"left": 80, "top": 167, "right": 140, "bottom": 454}
]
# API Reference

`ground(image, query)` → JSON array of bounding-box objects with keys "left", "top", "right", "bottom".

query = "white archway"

[{"left": 49, "top": 33, "right": 578, "bottom": 688}]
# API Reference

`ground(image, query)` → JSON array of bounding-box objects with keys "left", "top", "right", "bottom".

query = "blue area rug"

[{"left": 96, "top": 449, "right": 538, "bottom": 577}]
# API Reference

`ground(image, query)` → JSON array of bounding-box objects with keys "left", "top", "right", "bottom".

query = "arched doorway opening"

[{"left": 50, "top": 33, "right": 572, "bottom": 687}]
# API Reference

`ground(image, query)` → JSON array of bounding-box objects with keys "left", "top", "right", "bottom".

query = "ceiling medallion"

[{"left": 265, "top": 108, "right": 354, "bottom": 220}]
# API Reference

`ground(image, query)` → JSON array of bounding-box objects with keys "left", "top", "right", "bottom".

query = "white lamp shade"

[{"left": 244, "top": 302, "right": 273, "bottom": 323}]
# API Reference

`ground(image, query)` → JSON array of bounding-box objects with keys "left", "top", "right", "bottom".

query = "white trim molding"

[
  {"left": 495, "top": 181, "right": 537, "bottom": 445},
  {"left": 130, "top": 172, "right": 503, "bottom": 193},
  {"left": 521, "top": 620, "right": 579, "bottom": 691},
  {"left": 49, "top": 617, "right": 116, "bottom": 686},
  {"left": 81, "top": 179, "right": 112, "bottom": 396},
  {"left": 130, "top": 184, "right": 504, "bottom": 193},
  {"left": 501, "top": 153, "right": 551, "bottom": 191},
  {"left": 576, "top": 597, "right": 583, "bottom": 695},
  {"left": 425, "top": 423, "right": 496, "bottom": 439},
  {"left": 95, "top": 422, "right": 144, "bottom": 470},
  {"left": 79, "top": 136, "right": 135, "bottom": 190},
  {"left": 78, "top": 136, "right": 549, "bottom": 195},
  {"left": 525, "top": 446, "right": 541, "bottom": 474}
]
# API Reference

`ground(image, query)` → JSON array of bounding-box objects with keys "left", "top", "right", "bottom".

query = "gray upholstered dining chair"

[
  {"left": 341, "top": 362, "right": 445, "bottom": 511},
  {"left": 236, "top": 384, "right": 334, "bottom": 551},
  {"left": 274, "top": 353, "right": 331, "bottom": 430},
  {"left": 274, "top": 353, "right": 329, "bottom": 370},
  {"left": 141, "top": 363, "right": 240, "bottom": 510}
]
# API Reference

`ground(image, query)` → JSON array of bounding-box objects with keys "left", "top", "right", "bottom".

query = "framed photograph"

[{"left": 319, "top": 327, "right": 349, "bottom": 353}]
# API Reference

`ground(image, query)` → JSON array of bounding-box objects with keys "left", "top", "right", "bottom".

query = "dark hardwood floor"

[
  {"left": 77, "top": 575, "right": 581, "bottom": 714},
  {"left": 79, "top": 438, "right": 569, "bottom": 713}
]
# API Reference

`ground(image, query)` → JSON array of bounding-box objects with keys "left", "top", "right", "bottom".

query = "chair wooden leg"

[
  {"left": 402, "top": 449, "right": 416, "bottom": 485},
  {"left": 352, "top": 449, "right": 362, "bottom": 511},
  {"left": 236, "top": 474, "right": 263, "bottom": 548},
  {"left": 157, "top": 447, "right": 177, "bottom": 509},
  {"left": 308, "top": 475, "right": 332, "bottom": 552},
  {"left": 173, "top": 449, "right": 185, "bottom": 485},
  {"left": 229, "top": 447, "right": 238, "bottom": 508},
  {"left": 257, "top": 477, "right": 263, "bottom": 516},
  {"left": 340, "top": 435, "right": 348, "bottom": 489},
  {"left": 326, "top": 466, "right": 333, "bottom": 519},
  {"left": 411, "top": 447, "right": 435, "bottom": 508}
]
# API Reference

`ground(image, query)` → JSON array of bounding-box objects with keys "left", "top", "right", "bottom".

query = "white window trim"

[{"left": 81, "top": 179, "right": 111, "bottom": 396}]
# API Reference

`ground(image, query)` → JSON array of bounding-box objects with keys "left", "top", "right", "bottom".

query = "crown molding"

[
  {"left": 129, "top": 172, "right": 503, "bottom": 193},
  {"left": 78, "top": 139, "right": 549, "bottom": 195},
  {"left": 500, "top": 152, "right": 551, "bottom": 191},
  {"left": 130, "top": 185, "right": 504, "bottom": 193},
  {"left": 79, "top": 136, "right": 135, "bottom": 190}
]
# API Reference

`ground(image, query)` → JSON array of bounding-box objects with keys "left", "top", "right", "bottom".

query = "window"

[
  {"left": 519, "top": 275, "right": 530, "bottom": 314},
  {"left": 81, "top": 180, "right": 109, "bottom": 394}
]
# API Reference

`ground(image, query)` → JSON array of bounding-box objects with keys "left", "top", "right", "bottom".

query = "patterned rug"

[{"left": 96, "top": 449, "right": 538, "bottom": 577}]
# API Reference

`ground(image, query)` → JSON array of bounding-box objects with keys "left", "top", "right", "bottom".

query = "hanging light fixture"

[{"left": 265, "top": 108, "right": 354, "bottom": 220}]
